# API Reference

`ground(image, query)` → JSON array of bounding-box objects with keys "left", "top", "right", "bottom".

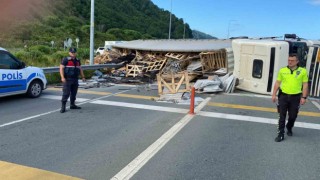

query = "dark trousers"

[
  {"left": 61, "top": 80, "right": 79, "bottom": 104},
  {"left": 277, "top": 94, "right": 301, "bottom": 134}
]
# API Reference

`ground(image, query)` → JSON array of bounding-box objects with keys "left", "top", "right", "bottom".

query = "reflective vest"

[
  {"left": 277, "top": 66, "right": 308, "bottom": 94},
  {"left": 62, "top": 57, "right": 81, "bottom": 79}
]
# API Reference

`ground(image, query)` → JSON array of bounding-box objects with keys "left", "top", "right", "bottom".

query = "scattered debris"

[
  {"left": 81, "top": 48, "right": 235, "bottom": 95},
  {"left": 155, "top": 92, "right": 204, "bottom": 105},
  {"left": 78, "top": 79, "right": 100, "bottom": 89},
  {"left": 194, "top": 73, "right": 237, "bottom": 93}
]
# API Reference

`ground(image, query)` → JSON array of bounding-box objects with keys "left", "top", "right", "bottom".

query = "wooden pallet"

[
  {"left": 126, "top": 64, "right": 144, "bottom": 77},
  {"left": 157, "top": 71, "right": 190, "bottom": 94},
  {"left": 131, "top": 50, "right": 144, "bottom": 62},
  {"left": 148, "top": 51, "right": 166, "bottom": 57},
  {"left": 165, "top": 53, "right": 188, "bottom": 60},
  {"left": 146, "top": 59, "right": 167, "bottom": 72},
  {"left": 200, "top": 50, "right": 227, "bottom": 73}
]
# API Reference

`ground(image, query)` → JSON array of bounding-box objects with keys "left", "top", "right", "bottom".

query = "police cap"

[{"left": 69, "top": 47, "right": 77, "bottom": 53}]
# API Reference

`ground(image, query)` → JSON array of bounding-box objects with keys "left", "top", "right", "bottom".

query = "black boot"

[
  {"left": 286, "top": 126, "right": 293, "bottom": 136},
  {"left": 60, "top": 102, "right": 66, "bottom": 113},
  {"left": 70, "top": 102, "right": 81, "bottom": 109},
  {"left": 275, "top": 134, "right": 284, "bottom": 142}
]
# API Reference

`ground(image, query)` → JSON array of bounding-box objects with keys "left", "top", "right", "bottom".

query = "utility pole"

[
  {"left": 227, "top": 20, "right": 237, "bottom": 39},
  {"left": 168, "top": 0, "right": 172, "bottom": 39},
  {"left": 227, "top": 21, "right": 231, "bottom": 39},
  {"left": 89, "top": 0, "right": 95, "bottom": 65}
]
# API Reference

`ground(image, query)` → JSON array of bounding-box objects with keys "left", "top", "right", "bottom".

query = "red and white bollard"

[{"left": 189, "top": 87, "right": 195, "bottom": 115}]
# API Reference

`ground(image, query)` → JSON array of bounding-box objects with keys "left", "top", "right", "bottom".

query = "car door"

[{"left": 0, "top": 50, "right": 27, "bottom": 96}]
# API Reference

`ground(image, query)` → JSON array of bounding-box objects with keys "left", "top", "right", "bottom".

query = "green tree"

[{"left": 4, "top": 0, "right": 196, "bottom": 48}]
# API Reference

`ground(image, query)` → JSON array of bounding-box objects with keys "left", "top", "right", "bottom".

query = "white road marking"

[
  {"left": 111, "top": 97, "right": 212, "bottom": 180},
  {"left": 91, "top": 100, "right": 188, "bottom": 114},
  {"left": 2, "top": 93, "right": 320, "bottom": 179},
  {"left": 199, "top": 111, "right": 277, "bottom": 124},
  {"left": 311, "top": 100, "right": 320, "bottom": 111},
  {"left": 0, "top": 91, "right": 130, "bottom": 128},
  {"left": 199, "top": 111, "right": 320, "bottom": 130},
  {"left": 225, "top": 93, "right": 320, "bottom": 111},
  {"left": 6, "top": 94, "right": 318, "bottom": 130},
  {"left": 40, "top": 95, "right": 89, "bottom": 102},
  {"left": 0, "top": 110, "right": 61, "bottom": 128}
]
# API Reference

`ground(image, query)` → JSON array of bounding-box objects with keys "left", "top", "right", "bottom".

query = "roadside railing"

[{"left": 42, "top": 64, "right": 123, "bottom": 74}]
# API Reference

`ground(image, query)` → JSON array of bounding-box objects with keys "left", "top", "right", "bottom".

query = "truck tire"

[{"left": 27, "top": 80, "right": 42, "bottom": 98}]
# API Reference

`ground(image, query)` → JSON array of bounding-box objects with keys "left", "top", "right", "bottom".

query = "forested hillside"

[{"left": 0, "top": 0, "right": 201, "bottom": 48}]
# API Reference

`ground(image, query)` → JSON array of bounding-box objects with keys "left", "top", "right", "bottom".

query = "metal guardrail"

[{"left": 42, "top": 64, "right": 124, "bottom": 74}]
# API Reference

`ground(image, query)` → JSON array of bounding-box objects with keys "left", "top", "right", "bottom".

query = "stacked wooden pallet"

[
  {"left": 200, "top": 49, "right": 227, "bottom": 74},
  {"left": 157, "top": 52, "right": 200, "bottom": 94},
  {"left": 125, "top": 51, "right": 167, "bottom": 77}
]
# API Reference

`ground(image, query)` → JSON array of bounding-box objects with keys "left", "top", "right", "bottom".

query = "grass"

[{"left": 9, "top": 45, "right": 104, "bottom": 84}]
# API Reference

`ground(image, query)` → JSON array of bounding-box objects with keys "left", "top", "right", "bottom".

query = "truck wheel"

[{"left": 27, "top": 80, "right": 42, "bottom": 98}]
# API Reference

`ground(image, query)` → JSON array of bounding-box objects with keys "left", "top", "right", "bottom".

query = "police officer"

[
  {"left": 272, "top": 53, "right": 308, "bottom": 142},
  {"left": 59, "top": 47, "right": 85, "bottom": 113}
]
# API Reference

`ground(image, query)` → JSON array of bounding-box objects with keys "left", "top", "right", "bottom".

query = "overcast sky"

[{"left": 151, "top": 0, "right": 320, "bottom": 40}]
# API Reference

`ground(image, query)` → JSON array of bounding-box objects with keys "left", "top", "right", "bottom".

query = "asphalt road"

[{"left": 1, "top": 85, "right": 320, "bottom": 180}]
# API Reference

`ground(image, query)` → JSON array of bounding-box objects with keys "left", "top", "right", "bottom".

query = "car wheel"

[{"left": 27, "top": 80, "right": 42, "bottom": 98}]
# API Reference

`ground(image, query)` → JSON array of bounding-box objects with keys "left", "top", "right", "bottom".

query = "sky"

[{"left": 151, "top": 0, "right": 320, "bottom": 40}]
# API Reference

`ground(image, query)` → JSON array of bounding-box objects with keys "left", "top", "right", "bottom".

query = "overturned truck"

[{"left": 232, "top": 35, "right": 320, "bottom": 97}]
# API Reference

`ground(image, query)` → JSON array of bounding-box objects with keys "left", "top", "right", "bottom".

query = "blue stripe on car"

[
  {"left": 0, "top": 73, "right": 36, "bottom": 93},
  {"left": 26, "top": 73, "right": 36, "bottom": 83}
]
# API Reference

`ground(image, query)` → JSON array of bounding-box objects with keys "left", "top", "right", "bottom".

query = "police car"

[{"left": 0, "top": 47, "right": 47, "bottom": 98}]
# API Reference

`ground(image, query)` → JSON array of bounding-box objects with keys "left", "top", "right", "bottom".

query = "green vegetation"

[
  {"left": 1, "top": 0, "right": 215, "bottom": 75},
  {"left": 193, "top": 30, "right": 218, "bottom": 39},
  {"left": 1, "top": 0, "right": 195, "bottom": 49},
  {"left": 12, "top": 46, "right": 91, "bottom": 84},
  {"left": 13, "top": 46, "right": 89, "bottom": 67}
]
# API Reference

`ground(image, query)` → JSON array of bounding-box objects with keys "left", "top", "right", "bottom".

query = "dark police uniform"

[
  {"left": 276, "top": 66, "right": 308, "bottom": 136},
  {"left": 61, "top": 56, "right": 81, "bottom": 105}
]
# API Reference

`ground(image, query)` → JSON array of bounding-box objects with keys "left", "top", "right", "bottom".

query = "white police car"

[{"left": 0, "top": 47, "right": 47, "bottom": 98}]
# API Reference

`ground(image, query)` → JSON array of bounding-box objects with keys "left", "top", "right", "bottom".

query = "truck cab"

[
  {"left": 0, "top": 47, "right": 47, "bottom": 98},
  {"left": 232, "top": 35, "right": 320, "bottom": 97}
]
